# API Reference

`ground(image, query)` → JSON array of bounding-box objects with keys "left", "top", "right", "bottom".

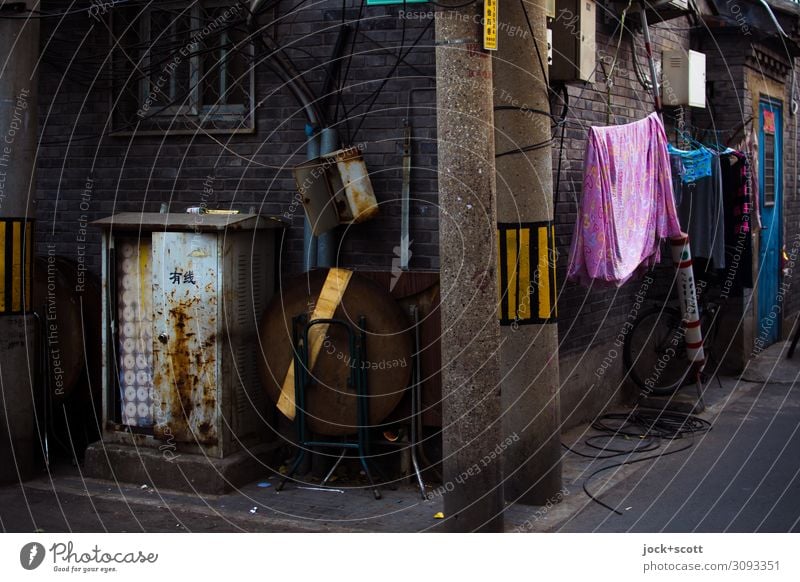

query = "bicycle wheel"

[{"left": 623, "top": 307, "right": 692, "bottom": 396}]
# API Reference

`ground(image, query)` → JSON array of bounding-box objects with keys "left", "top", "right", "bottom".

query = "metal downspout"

[{"left": 316, "top": 127, "right": 338, "bottom": 268}]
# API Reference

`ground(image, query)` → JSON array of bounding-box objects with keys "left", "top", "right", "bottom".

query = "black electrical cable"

[
  {"left": 562, "top": 436, "right": 660, "bottom": 460},
  {"left": 519, "top": 0, "right": 548, "bottom": 89},
  {"left": 553, "top": 83, "right": 568, "bottom": 209},
  {"left": 79, "top": 5, "right": 254, "bottom": 86},
  {"left": 493, "top": 1, "right": 568, "bottom": 162},
  {"left": 582, "top": 440, "right": 695, "bottom": 515},
  {"left": 493, "top": 105, "right": 558, "bottom": 120},
  {"left": 629, "top": 29, "right": 654, "bottom": 92},
  {"left": 356, "top": 0, "right": 410, "bottom": 120},
  {"left": 493, "top": 108, "right": 562, "bottom": 158},
  {"left": 336, "top": 0, "right": 366, "bottom": 142},
  {"left": 495, "top": 139, "right": 553, "bottom": 159},
  {"left": 36, "top": 0, "right": 318, "bottom": 146},
  {"left": 357, "top": 30, "right": 430, "bottom": 78},
  {"left": 347, "top": 14, "right": 434, "bottom": 140},
  {"left": 563, "top": 408, "right": 712, "bottom": 515},
  {"left": 584, "top": 434, "right": 660, "bottom": 455}
]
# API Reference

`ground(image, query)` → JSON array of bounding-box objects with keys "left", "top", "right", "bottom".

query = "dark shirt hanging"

[{"left": 719, "top": 151, "right": 754, "bottom": 290}]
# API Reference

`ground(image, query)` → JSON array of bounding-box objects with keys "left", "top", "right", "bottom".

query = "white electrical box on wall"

[
  {"left": 661, "top": 50, "right": 706, "bottom": 108},
  {"left": 549, "top": 0, "right": 595, "bottom": 83}
]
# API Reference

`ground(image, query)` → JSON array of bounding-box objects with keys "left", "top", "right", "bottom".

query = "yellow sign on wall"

[
  {"left": 484, "top": 0, "right": 498, "bottom": 51},
  {"left": 496, "top": 222, "right": 557, "bottom": 326},
  {"left": 0, "top": 219, "right": 33, "bottom": 314}
]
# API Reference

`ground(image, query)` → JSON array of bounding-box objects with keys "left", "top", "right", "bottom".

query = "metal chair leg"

[
  {"left": 359, "top": 454, "right": 381, "bottom": 500},
  {"left": 277, "top": 448, "right": 306, "bottom": 492},
  {"left": 321, "top": 448, "right": 347, "bottom": 487},
  {"left": 410, "top": 305, "right": 426, "bottom": 499}
]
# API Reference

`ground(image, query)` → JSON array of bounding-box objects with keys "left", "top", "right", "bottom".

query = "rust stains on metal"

[
  {"left": 347, "top": 180, "right": 379, "bottom": 222},
  {"left": 152, "top": 232, "right": 219, "bottom": 447},
  {"left": 335, "top": 148, "right": 379, "bottom": 224},
  {"left": 161, "top": 297, "right": 218, "bottom": 445}
]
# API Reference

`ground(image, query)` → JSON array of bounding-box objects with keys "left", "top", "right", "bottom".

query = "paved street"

[
  {"left": 2, "top": 343, "right": 799, "bottom": 533},
  {"left": 556, "top": 377, "right": 800, "bottom": 532}
]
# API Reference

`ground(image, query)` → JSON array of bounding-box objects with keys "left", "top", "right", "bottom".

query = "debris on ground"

[{"left": 297, "top": 486, "right": 344, "bottom": 494}]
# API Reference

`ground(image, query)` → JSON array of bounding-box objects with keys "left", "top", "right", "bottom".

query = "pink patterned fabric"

[{"left": 568, "top": 113, "right": 682, "bottom": 287}]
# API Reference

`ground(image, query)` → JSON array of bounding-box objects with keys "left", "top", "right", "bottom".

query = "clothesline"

[
  {"left": 661, "top": 114, "right": 755, "bottom": 147},
  {"left": 568, "top": 113, "right": 756, "bottom": 289}
]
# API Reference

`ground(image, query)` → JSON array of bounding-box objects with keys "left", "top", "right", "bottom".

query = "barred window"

[
  {"left": 110, "top": 1, "right": 254, "bottom": 135},
  {"left": 763, "top": 133, "right": 776, "bottom": 207}
]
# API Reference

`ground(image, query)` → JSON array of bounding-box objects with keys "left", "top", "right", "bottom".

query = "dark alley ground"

[{"left": 1, "top": 342, "right": 799, "bottom": 533}]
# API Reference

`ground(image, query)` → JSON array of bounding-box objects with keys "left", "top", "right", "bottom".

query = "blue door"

[{"left": 757, "top": 98, "right": 783, "bottom": 345}]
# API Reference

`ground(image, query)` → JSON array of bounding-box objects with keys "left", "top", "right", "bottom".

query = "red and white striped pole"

[{"left": 670, "top": 235, "right": 706, "bottom": 371}]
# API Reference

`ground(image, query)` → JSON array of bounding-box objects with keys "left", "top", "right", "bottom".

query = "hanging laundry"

[
  {"left": 737, "top": 127, "right": 762, "bottom": 230},
  {"left": 668, "top": 144, "right": 713, "bottom": 187},
  {"left": 669, "top": 145, "right": 726, "bottom": 269},
  {"left": 568, "top": 113, "right": 682, "bottom": 287},
  {"left": 720, "top": 150, "right": 754, "bottom": 289}
]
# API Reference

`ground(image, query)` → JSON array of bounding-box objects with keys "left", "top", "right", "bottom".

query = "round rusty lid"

[{"left": 258, "top": 269, "right": 412, "bottom": 436}]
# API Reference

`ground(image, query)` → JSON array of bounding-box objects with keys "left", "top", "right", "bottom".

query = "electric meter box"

[
  {"left": 293, "top": 147, "right": 379, "bottom": 236},
  {"left": 90, "top": 213, "right": 285, "bottom": 465},
  {"left": 662, "top": 50, "right": 706, "bottom": 108},
  {"left": 549, "top": 0, "right": 596, "bottom": 83}
]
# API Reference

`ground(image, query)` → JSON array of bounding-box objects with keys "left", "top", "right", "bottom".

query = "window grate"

[
  {"left": 110, "top": 1, "right": 254, "bottom": 135},
  {"left": 764, "top": 132, "right": 776, "bottom": 207}
]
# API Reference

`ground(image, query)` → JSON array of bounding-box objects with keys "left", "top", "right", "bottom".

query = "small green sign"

[{"left": 366, "top": 0, "right": 428, "bottom": 5}]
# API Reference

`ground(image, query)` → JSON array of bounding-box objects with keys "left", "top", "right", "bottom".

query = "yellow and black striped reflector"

[
  {"left": 0, "top": 218, "right": 34, "bottom": 315},
  {"left": 497, "top": 222, "right": 557, "bottom": 326}
]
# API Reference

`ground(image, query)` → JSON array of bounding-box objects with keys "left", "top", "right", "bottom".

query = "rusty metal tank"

[{"left": 258, "top": 269, "right": 412, "bottom": 436}]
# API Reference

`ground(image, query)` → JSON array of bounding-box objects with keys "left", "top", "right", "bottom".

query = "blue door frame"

[{"left": 757, "top": 97, "right": 783, "bottom": 345}]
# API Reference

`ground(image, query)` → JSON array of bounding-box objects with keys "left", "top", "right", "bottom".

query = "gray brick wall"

[
  {"left": 32, "top": 4, "right": 800, "bottom": 391},
  {"left": 34, "top": 1, "right": 438, "bottom": 276}
]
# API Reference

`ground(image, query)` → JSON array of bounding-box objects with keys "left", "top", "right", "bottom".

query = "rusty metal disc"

[{"left": 258, "top": 269, "right": 412, "bottom": 436}]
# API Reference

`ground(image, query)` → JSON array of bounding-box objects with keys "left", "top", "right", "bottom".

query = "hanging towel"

[
  {"left": 668, "top": 143, "right": 713, "bottom": 185},
  {"left": 568, "top": 113, "right": 682, "bottom": 287}
]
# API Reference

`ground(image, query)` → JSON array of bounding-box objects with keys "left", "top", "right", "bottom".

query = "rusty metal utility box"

[
  {"left": 93, "top": 213, "right": 284, "bottom": 459},
  {"left": 293, "top": 147, "right": 379, "bottom": 235}
]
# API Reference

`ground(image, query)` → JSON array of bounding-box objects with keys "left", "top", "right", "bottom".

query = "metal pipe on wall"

[
  {"left": 304, "top": 129, "right": 320, "bottom": 272},
  {"left": 316, "top": 127, "right": 339, "bottom": 268}
]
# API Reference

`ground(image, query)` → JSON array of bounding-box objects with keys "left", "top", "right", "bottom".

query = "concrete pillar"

[
  {"left": 435, "top": 1, "right": 504, "bottom": 531},
  {"left": 493, "top": 1, "right": 562, "bottom": 504},
  {"left": 0, "top": 2, "right": 40, "bottom": 483}
]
